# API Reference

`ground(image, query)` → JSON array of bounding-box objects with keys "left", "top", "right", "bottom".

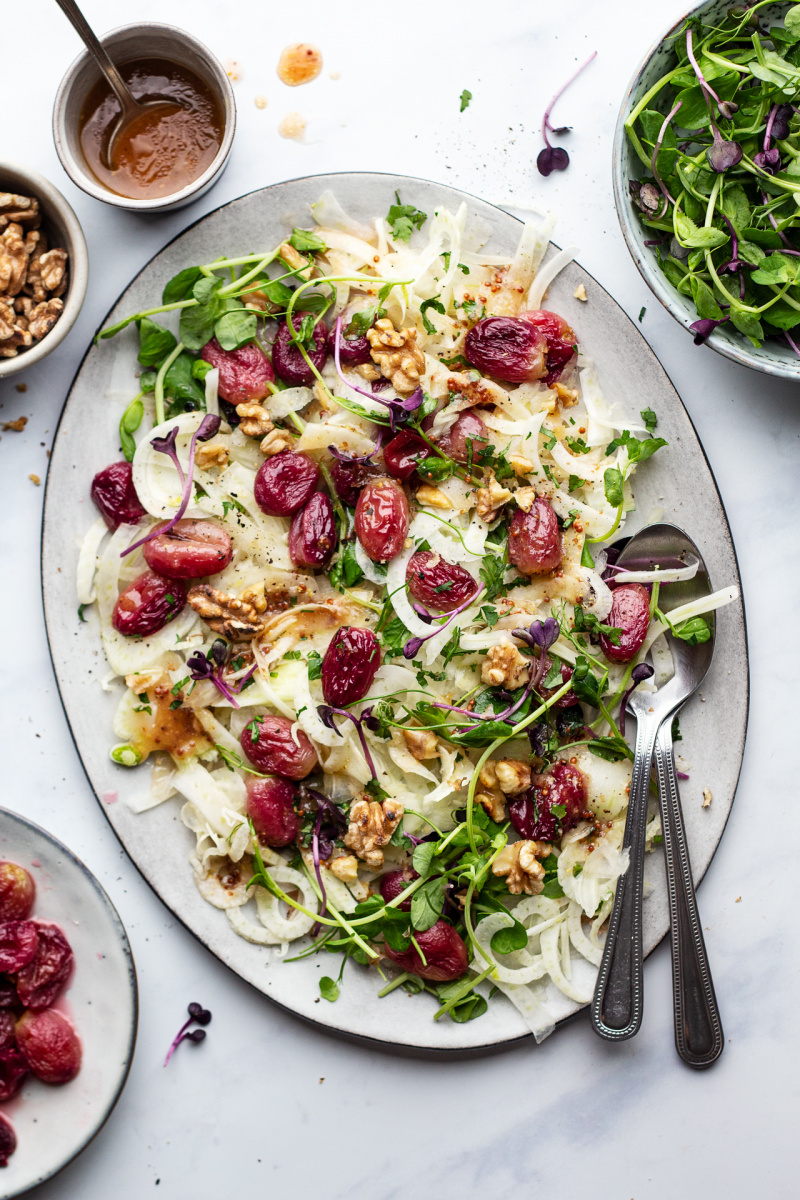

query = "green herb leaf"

[
  {"left": 137, "top": 317, "right": 177, "bottom": 367},
  {"left": 671, "top": 615, "right": 711, "bottom": 645},
  {"left": 420, "top": 296, "right": 446, "bottom": 334},
  {"left": 640, "top": 408, "right": 657, "bottom": 434},
  {"left": 410, "top": 876, "right": 446, "bottom": 932},
  {"left": 490, "top": 917, "right": 528, "bottom": 955},
  {"left": 119, "top": 396, "right": 144, "bottom": 462},
  {"left": 319, "top": 976, "right": 340, "bottom": 1002},
  {"left": 307, "top": 651, "right": 323, "bottom": 680},
  {"left": 290, "top": 228, "right": 326, "bottom": 254},
  {"left": 412, "top": 842, "right": 436, "bottom": 879},
  {"left": 215, "top": 307, "right": 258, "bottom": 351},
  {"left": 162, "top": 267, "right": 203, "bottom": 304},
  {"left": 603, "top": 466, "right": 624, "bottom": 507},
  {"left": 459, "top": 89, "right": 472, "bottom": 112},
  {"left": 386, "top": 193, "right": 427, "bottom": 243}
]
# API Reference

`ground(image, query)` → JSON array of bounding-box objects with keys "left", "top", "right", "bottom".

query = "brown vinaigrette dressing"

[{"left": 79, "top": 58, "right": 224, "bottom": 200}]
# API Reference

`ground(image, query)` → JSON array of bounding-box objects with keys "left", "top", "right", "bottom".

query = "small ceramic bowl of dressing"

[{"left": 53, "top": 22, "right": 236, "bottom": 213}]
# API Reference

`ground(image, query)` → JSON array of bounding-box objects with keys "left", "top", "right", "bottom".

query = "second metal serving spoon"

[
  {"left": 54, "top": 0, "right": 180, "bottom": 168},
  {"left": 590, "top": 523, "right": 723, "bottom": 1063}
]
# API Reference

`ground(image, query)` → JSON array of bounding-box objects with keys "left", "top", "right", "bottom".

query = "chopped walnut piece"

[
  {"left": 476, "top": 470, "right": 514, "bottom": 522},
  {"left": 480, "top": 759, "right": 531, "bottom": 796},
  {"left": 328, "top": 854, "right": 359, "bottom": 884},
  {"left": 367, "top": 317, "right": 425, "bottom": 394},
  {"left": 416, "top": 483, "right": 452, "bottom": 510},
  {"left": 238, "top": 580, "right": 310, "bottom": 615},
  {"left": 355, "top": 362, "right": 381, "bottom": 381},
  {"left": 260, "top": 427, "right": 294, "bottom": 455},
  {"left": 235, "top": 402, "right": 274, "bottom": 438},
  {"left": 278, "top": 241, "right": 313, "bottom": 281},
  {"left": 195, "top": 440, "right": 229, "bottom": 469},
  {"left": 481, "top": 642, "right": 530, "bottom": 689},
  {"left": 555, "top": 382, "right": 579, "bottom": 407},
  {"left": 27, "top": 298, "right": 63, "bottom": 342},
  {"left": 513, "top": 486, "right": 538, "bottom": 513},
  {"left": 402, "top": 727, "right": 439, "bottom": 760},
  {"left": 29, "top": 474, "right": 40, "bottom": 486},
  {"left": 241, "top": 289, "right": 272, "bottom": 312},
  {"left": 1, "top": 417, "right": 27, "bottom": 432},
  {"left": 344, "top": 797, "right": 404, "bottom": 868},
  {"left": 0, "top": 301, "right": 17, "bottom": 341},
  {"left": 573, "top": 283, "right": 587, "bottom": 302},
  {"left": 702, "top": 788, "right": 712, "bottom": 808},
  {"left": 187, "top": 584, "right": 265, "bottom": 641},
  {"left": 492, "top": 840, "right": 552, "bottom": 895},
  {"left": 475, "top": 788, "right": 507, "bottom": 822},
  {"left": 0, "top": 224, "right": 28, "bottom": 296},
  {"left": 14, "top": 295, "right": 33, "bottom": 319},
  {"left": 508, "top": 453, "right": 536, "bottom": 477}
]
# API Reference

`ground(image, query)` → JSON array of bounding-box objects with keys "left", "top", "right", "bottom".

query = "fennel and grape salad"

[{"left": 77, "top": 191, "right": 737, "bottom": 1039}]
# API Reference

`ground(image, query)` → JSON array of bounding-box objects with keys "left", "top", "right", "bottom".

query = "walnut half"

[
  {"left": 492, "top": 840, "right": 552, "bottom": 895},
  {"left": 481, "top": 642, "right": 530, "bottom": 689},
  {"left": 187, "top": 585, "right": 265, "bottom": 641},
  {"left": 344, "top": 797, "right": 404, "bottom": 869},
  {"left": 367, "top": 317, "right": 425, "bottom": 395}
]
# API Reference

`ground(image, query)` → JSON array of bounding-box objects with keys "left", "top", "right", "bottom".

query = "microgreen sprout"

[
  {"left": 120, "top": 414, "right": 221, "bottom": 558},
  {"left": 536, "top": 51, "right": 597, "bottom": 177},
  {"left": 186, "top": 639, "right": 256, "bottom": 708},
  {"left": 402, "top": 586, "right": 486, "bottom": 660},
  {"left": 163, "top": 1002, "right": 212, "bottom": 1066}
]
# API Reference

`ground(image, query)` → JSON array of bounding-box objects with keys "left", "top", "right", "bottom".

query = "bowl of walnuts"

[{"left": 0, "top": 161, "right": 88, "bottom": 379}]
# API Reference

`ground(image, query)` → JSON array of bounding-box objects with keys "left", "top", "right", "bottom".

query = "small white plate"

[{"left": 0, "top": 807, "right": 136, "bottom": 1197}]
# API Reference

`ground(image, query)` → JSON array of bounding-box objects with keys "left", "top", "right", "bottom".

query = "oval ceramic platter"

[
  {"left": 41, "top": 173, "right": 747, "bottom": 1054},
  {"left": 0, "top": 807, "right": 136, "bottom": 1196}
]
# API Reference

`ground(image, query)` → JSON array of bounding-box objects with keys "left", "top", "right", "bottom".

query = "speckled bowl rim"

[
  {"left": 0, "top": 161, "right": 88, "bottom": 381},
  {"left": 612, "top": 0, "right": 800, "bottom": 380}
]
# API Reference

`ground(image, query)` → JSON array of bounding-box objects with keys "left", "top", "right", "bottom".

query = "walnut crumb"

[
  {"left": 402, "top": 727, "right": 438, "bottom": 760},
  {"left": 476, "top": 470, "right": 514, "bottom": 522},
  {"left": 194, "top": 440, "right": 229, "bottom": 469},
  {"left": 328, "top": 854, "right": 359, "bottom": 884},
  {"left": 702, "top": 788, "right": 712, "bottom": 808},
  {"left": 2, "top": 416, "right": 27, "bottom": 432},
  {"left": 573, "top": 284, "right": 587, "bottom": 301},
  {"left": 415, "top": 484, "right": 452, "bottom": 509},
  {"left": 29, "top": 473, "right": 40, "bottom": 485},
  {"left": 475, "top": 788, "right": 507, "bottom": 822}
]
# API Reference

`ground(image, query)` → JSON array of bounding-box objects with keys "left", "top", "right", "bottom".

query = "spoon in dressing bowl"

[
  {"left": 590, "top": 523, "right": 724, "bottom": 1064},
  {"left": 54, "top": 0, "right": 182, "bottom": 169}
]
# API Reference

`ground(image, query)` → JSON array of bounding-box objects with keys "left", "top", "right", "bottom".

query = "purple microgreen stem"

[
  {"left": 650, "top": 101, "right": 682, "bottom": 217},
  {"left": 163, "top": 1002, "right": 212, "bottom": 1066},
  {"left": 333, "top": 318, "right": 422, "bottom": 432},
  {"left": 121, "top": 414, "right": 221, "bottom": 558},
  {"left": 401, "top": 586, "right": 486, "bottom": 659},
  {"left": 685, "top": 29, "right": 737, "bottom": 120},
  {"left": 536, "top": 51, "right": 597, "bottom": 176},
  {"left": 317, "top": 705, "right": 378, "bottom": 779},
  {"left": 618, "top": 663, "right": 655, "bottom": 738}
]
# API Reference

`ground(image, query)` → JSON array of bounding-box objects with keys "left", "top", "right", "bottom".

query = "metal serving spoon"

[
  {"left": 590, "top": 523, "right": 723, "bottom": 1062},
  {"left": 55, "top": 0, "right": 179, "bottom": 169}
]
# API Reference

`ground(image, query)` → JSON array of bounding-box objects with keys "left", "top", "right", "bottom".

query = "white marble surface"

[{"left": 0, "top": 0, "right": 794, "bottom": 1195}]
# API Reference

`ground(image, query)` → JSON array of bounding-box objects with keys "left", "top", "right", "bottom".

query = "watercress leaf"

[
  {"left": 672, "top": 615, "right": 711, "bottom": 644},
  {"left": 743, "top": 227, "right": 784, "bottom": 249},
  {"left": 137, "top": 317, "right": 177, "bottom": 367},
  {"left": 162, "top": 266, "right": 202, "bottom": 304},
  {"left": 541, "top": 877, "right": 565, "bottom": 899},
  {"left": 446, "top": 991, "right": 488, "bottom": 1023},
  {"left": 603, "top": 466, "right": 624, "bottom": 508},
  {"left": 410, "top": 877, "right": 446, "bottom": 931},
  {"left": 180, "top": 301, "right": 220, "bottom": 352},
  {"left": 383, "top": 924, "right": 412, "bottom": 953},
  {"left": 193, "top": 276, "right": 222, "bottom": 305},
  {"left": 289, "top": 228, "right": 326, "bottom": 254},
  {"left": 786, "top": 4, "right": 800, "bottom": 36},
  {"left": 412, "top": 842, "right": 436, "bottom": 879},
  {"left": 490, "top": 918, "right": 528, "bottom": 955},
  {"left": 381, "top": 615, "right": 414, "bottom": 658},
  {"left": 319, "top": 976, "right": 339, "bottom": 1002},
  {"left": 673, "top": 85, "right": 712, "bottom": 130},
  {"left": 571, "top": 655, "right": 603, "bottom": 708},
  {"left": 215, "top": 307, "right": 258, "bottom": 351},
  {"left": 163, "top": 353, "right": 206, "bottom": 409},
  {"left": 587, "top": 736, "right": 631, "bottom": 762},
  {"left": 420, "top": 296, "right": 446, "bottom": 334},
  {"left": 640, "top": 407, "right": 657, "bottom": 434},
  {"left": 719, "top": 183, "right": 751, "bottom": 232}
]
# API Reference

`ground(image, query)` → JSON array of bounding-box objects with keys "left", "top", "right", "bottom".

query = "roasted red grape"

[
  {"left": 508, "top": 759, "right": 588, "bottom": 841},
  {"left": 406, "top": 550, "right": 479, "bottom": 614},
  {"left": 329, "top": 456, "right": 380, "bottom": 506},
  {"left": 16, "top": 1009, "right": 82, "bottom": 1085},
  {"left": 245, "top": 776, "right": 299, "bottom": 847},
  {"left": 508, "top": 500, "right": 562, "bottom": 574},
  {"left": 354, "top": 478, "right": 409, "bottom": 562},
  {"left": 0, "top": 922, "right": 38, "bottom": 973},
  {"left": 383, "top": 919, "right": 469, "bottom": 981},
  {"left": 200, "top": 337, "right": 274, "bottom": 402},
  {"left": 288, "top": 493, "right": 337, "bottom": 568},
  {"left": 272, "top": 315, "right": 329, "bottom": 385},
  {"left": 0, "top": 862, "right": 35, "bottom": 922},
  {"left": 378, "top": 868, "right": 419, "bottom": 912},
  {"left": 0, "top": 1047, "right": 26, "bottom": 1101},
  {"left": 142, "top": 519, "right": 232, "bottom": 579},
  {"left": 383, "top": 430, "right": 427, "bottom": 481},
  {"left": 520, "top": 309, "right": 577, "bottom": 384},
  {"left": 464, "top": 316, "right": 547, "bottom": 383},
  {"left": 16, "top": 922, "right": 74, "bottom": 1010},
  {"left": 599, "top": 583, "right": 651, "bottom": 663},
  {"left": 112, "top": 571, "right": 187, "bottom": 637},
  {"left": 0, "top": 1113, "right": 15, "bottom": 1166},
  {"left": 91, "top": 462, "right": 146, "bottom": 532},
  {"left": 335, "top": 328, "right": 372, "bottom": 366},
  {"left": 254, "top": 450, "right": 320, "bottom": 517},
  {"left": 321, "top": 627, "right": 381, "bottom": 706},
  {"left": 435, "top": 410, "right": 489, "bottom": 464},
  {"left": 240, "top": 715, "right": 318, "bottom": 779}
]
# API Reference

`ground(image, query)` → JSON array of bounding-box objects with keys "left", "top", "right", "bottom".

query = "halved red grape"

[
  {"left": 508, "top": 500, "right": 561, "bottom": 574},
  {"left": 336, "top": 329, "right": 372, "bottom": 366},
  {"left": 245, "top": 776, "right": 299, "bottom": 847},
  {"left": 355, "top": 478, "right": 409, "bottom": 562},
  {"left": 464, "top": 316, "right": 547, "bottom": 383},
  {"left": 289, "top": 493, "right": 337, "bottom": 568},
  {"left": 143, "top": 519, "right": 232, "bottom": 579},
  {"left": 330, "top": 456, "right": 380, "bottom": 506},
  {"left": 112, "top": 571, "right": 187, "bottom": 637},
  {"left": 435, "top": 410, "right": 489, "bottom": 464},
  {"left": 406, "top": 551, "right": 479, "bottom": 614},
  {"left": 0, "top": 1048, "right": 27, "bottom": 1104},
  {"left": 91, "top": 462, "right": 146, "bottom": 532},
  {"left": 0, "top": 863, "right": 35, "bottom": 922},
  {"left": 321, "top": 627, "right": 381, "bottom": 706},
  {"left": 378, "top": 868, "right": 419, "bottom": 912},
  {"left": 200, "top": 337, "right": 274, "bottom": 403},
  {"left": 254, "top": 450, "right": 320, "bottom": 517},
  {"left": 0, "top": 922, "right": 38, "bottom": 973},
  {"left": 16, "top": 922, "right": 74, "bottom": 1010},
  {"left": 520, "top": 309, "right": 577, "bottom": 384},
  {"left": 272, "top": 316, "right": 329, "bottom": 385},
  {"left": 599, "top": 583, "right": 650, "bottom": 663},
  {"left": 508, "top": 759, "right": 588, "bottom": 841},
  {"left": 16, "top": 1009, "right": 82, "bottom": 1084},
  {"left": 383, "top": 430, "right": 427, "bottom": 481},
  {"left": 240, "top": 715, "right": 318, "bottom": 779},
  {"left": 0, "top": 1112, "right": 15, "bottom": 1166},
  {"left": 383, "top": 919, "right": 469, "bottom": 981}
]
